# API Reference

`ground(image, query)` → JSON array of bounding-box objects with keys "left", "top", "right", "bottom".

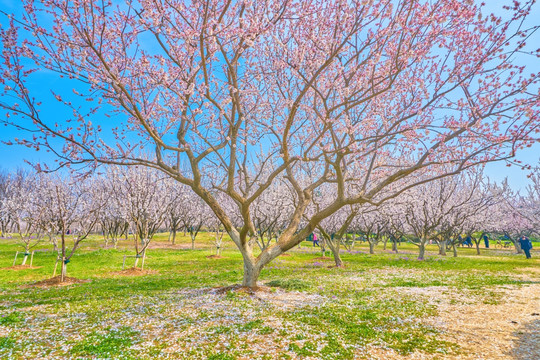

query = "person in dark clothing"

[
  {"left": 519, "top": 236, "right": 533, "bottom": 259},
  {"left": 483, "top": 234, "right": 489, "bottom": 249}
]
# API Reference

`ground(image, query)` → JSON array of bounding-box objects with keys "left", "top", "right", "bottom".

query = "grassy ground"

[{"left": 0, "top": 233, "right": 538, "bottom": 359}]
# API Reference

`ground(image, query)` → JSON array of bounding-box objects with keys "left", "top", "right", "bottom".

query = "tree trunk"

[
  {"left": 439, "top": 240, "right": 447, "bottom": 256},
  {"left": 326, "top": 238, "right": 344, "bottom": 267},
  {"left": 50, "top": 235, "right": 58, "bottom": 252},
  {"left": 392, "top": 239, "right": 398, "bottom": 253},
  {"left": 61, "top": 260, "right": 67, "bottom": 282},
  {"left": 514, "top": 241, "right": 522, "bottom": 254},
  {"left": 242, "top": 261, "right": 261, "bottom": 287},
  {"left": 172, "top": 229, "right": 177, "bottom": 245},
  {"left": 21, "top": 246, "right": 29, "bottom": 265},
  {"left": 475, "top": 242, "right": 480, "bottom": 255},
  {"left": 418, "top": 242, "right": 426, "bottom": 260},
  {"left": 452, "top": 244, "right": 458, "bottom": 257},
  {"left": 383, "top": 238, "right": 387, "bottom": 250},
  {"left": 369, "top": 241, "right": 375, "bottom": 254},
  {"left": 191, "top": 237, "right": 195, "bottom": 250},
  {"left": 331, "top": 250, "right": 344, "bottom": 267}
]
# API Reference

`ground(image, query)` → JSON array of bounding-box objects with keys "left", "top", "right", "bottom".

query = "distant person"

[
  {"left": 465, "top": 236, "right": 473, "bottom": 248},
  {"left": 313, "top": 233, "right": 319, "bottom": 247},
  {"left": 519, "top": 236, "right": 533, "bottom": 259},
  {"left": 483, "top": 234, "right": 489, "bottom": 248}
]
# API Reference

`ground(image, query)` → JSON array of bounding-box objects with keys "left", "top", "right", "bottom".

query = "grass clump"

[
  {"left": 69, "top": 326, "right": 138, "bottom": 358},
  {"left": 0, "top": 311, "right": 24, "bottom": 325},
  {"left": 0, "top": 336, "right": 16, "bottom": 349},
  {"left": 266, "top": 278, "right": 310, "bottom": 291}
]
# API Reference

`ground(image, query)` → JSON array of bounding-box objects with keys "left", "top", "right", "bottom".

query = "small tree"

[
  {"left": 108, "top": 166, "right": 170, "bottom": 269},
  {"left": 41, "top": 175, "right": 101, "bottom": 281},
  {"left": 4, "top": 173, "right": 45, "bottom": 265}
]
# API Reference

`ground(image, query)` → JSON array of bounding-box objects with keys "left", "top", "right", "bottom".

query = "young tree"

[
  {"left": 252, "top": 179, "right": 294, "bottom": 252},
  {"left": 95, "top": 177, "right": 129, "bottom": 249},
  {"left": 108, "top": 166, "right": 170, "bottom": 268},
  {"left": 317, "top": 205, "right": 358, "bottom": 267},
  {"left": 41, "top": 175, "right": 101, "bottom": 281},
  {"left": 0, "top": 170, "right": 14, "bottom": 236},
  {"left": 2, "top": 1, "right": 539, "bottom": 286},
  {"left": 3, "top": 173, "right": 45, "bottom": 265},
  {"left": 163, "top": 178, "right": 190, "bottom": 245}
]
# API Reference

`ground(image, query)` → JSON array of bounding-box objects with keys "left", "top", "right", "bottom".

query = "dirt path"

[{"left": 405, "top": 284, "right": 540, "bottom": 359}]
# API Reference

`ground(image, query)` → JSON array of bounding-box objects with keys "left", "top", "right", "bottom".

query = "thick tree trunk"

[
  {"left": 392, "top": 240, "right": 398, "bottom": 253},
  {"left": 418, "top": 242, "right": 426, "bottom": 260},
  {"left": 439, "top": 240, "right": 447, "bottom": 256},
  {"left": 242, "top": 261, "right": 261, "bottom": 287},
  {"left": 172, "top": 229, "right": 177, "bottom": 245},
  {"left": 369, "top": 241, "right": 375, "bottom": 254},
  {"left": 452, "top": 244, "right": 458, "bottom": 257}
]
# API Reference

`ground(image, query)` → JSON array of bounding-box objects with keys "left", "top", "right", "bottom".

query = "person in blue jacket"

[
  {"left": 483, "top": 234, "right": 489, "bottom": 248},
  {"left": 519, "top": 236, "right": 533, "bottom": 259}
]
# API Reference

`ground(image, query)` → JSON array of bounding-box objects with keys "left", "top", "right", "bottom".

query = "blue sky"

[{"left": 0, "top": 0, "right": 538, "bottom": 190}]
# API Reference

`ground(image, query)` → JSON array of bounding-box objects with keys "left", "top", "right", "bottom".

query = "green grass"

[{"left": 0, "top": 232, "right": 538, "bottom": 359}]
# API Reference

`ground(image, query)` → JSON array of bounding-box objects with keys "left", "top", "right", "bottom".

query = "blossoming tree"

[{"left": 1, "top": 0, "right": 539, "bottom": 286}]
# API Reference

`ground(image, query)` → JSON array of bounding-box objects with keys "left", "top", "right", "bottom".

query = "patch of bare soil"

[
  {"left": 109, "top": 267, "right": 158, "bottom": 276},
  {"left": 27, "top": 276, "right": 90, "bottom": 288},
  {"left": 404, "top": 284, "right": 540, "bottom": 359},
  {"left": 280, "top": 253, "right": 291, "bottom": 257},
  {"left": 1, "top": 265, "right": 42, "bottom": 271},
  {"left": 206, "top": 255, "right": 225, "bottom": 259}
]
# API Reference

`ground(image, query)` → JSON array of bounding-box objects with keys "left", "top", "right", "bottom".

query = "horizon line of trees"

[{"left": 1, "top": 164, "right": 538, "bottom": 279}]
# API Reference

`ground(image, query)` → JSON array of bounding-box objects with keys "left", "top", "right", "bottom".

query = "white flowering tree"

[
  {"left": 107, "top": 166, "right": 170, "bottom": 268},
  {"left": 3, "top": 173, "right": 46, "bottom": 265},
  {"left": 40, "top": 175, "right": 102, "bottom": 281}
]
